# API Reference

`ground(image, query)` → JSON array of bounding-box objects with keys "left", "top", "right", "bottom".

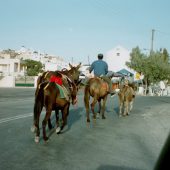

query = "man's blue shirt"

[{"left": 89, "top": 59, "right": 108, "bottom": 76}]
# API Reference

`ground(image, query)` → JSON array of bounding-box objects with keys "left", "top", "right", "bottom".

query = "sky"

[{"left": 0, "top": 0, "right": 170, "bottom": 64}]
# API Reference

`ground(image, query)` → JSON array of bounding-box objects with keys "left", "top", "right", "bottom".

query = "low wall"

[
  {"left": 0, "top": 76, "right": 38, "bottom": 87},
  {"left": 34, "top": 76, "right": 38, "bottom": 88},
  {"left": 0, "top": 76, "right": 15, "bottom": 87},
  {"left": 15, "top": 76, "right": 34, "bottom": 87}
]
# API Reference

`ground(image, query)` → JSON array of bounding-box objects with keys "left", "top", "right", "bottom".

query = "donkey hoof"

[
  {"left": 87, "top": 119, "right": 90, "bottom": 123},
  {"left": 44, "top": 139, "right": 49, "bottom": 144},
  {"left": 44, "top": 137, "right": 49, "bottom": 143},
  {"left": 56, "top": 127, "right": 61, "bottom": 133},
  {"left": 93, "top": 116, "right": 96, "bottom": 120},
  {"left": 96, "top": 113, "right": 100, "bottom": 119},
  {"left": 31, "top": 125, "right": 36, "bottom": 133},
  {"left": 102, "top": 116, "right": 106, "bottom": 119},
  {"left": 48, "top": 125, "right": 53, "bottom": 130},
  {"left": 34, "top": 136, "right": 40, "bottom": 143}
]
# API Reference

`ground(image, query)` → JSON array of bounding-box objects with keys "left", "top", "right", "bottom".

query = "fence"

[{"left": 15, "top": 76, "right": 35, "bottom": 87}]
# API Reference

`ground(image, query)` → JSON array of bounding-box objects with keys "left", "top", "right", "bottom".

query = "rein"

[
  {"left": 61, "top": 68, "right": 68, "bottom": 72},
  {"left": 62, "top": 74, "right": 74, "bottom": 92}
]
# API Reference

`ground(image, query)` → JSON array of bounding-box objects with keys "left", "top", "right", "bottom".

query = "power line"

[{"left": 155, "top": 29, "right": 170, "bottom": 36}]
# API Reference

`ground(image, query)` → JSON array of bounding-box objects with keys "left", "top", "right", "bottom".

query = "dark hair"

[{"left": 98, "top": 53, "right": 103, "bottom": 59}]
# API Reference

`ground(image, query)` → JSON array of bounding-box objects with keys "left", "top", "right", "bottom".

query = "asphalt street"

[{"left": 0, "top": 87, "right": 169, "bottom": 170}]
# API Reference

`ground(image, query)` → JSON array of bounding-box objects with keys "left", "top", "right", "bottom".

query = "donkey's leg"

[
  {"left": 97, "top": 100, "right": 101, "bottom": 118},
  {"left": 91, "top": 96, "right": 98, "bottom": 120},
  {"left": 126, "top": 101, "right": 130, "bottom": 115},
  {"left": 101, "top": 96, "right": 107, "bottom": 119},
  {"left": 118, "top": 94, "right": 123, "bottom": 117},
  {"left": 123, "top": 101, "right": 128, "bottom": 116},
  {"left": 33, "top": 100, "right": 43, "bottom": 142},
  {"left": 60, "top": 104, "right": 69, "bottom": 131},
  {"left": 129, "top": 101, "right": 134, "bottom": 113},
  {"left": 119, "top": 102, "right": 123, "bottom": 117},
  {"left": 48, "top": 118, "right": 53, "bottom": 130},
  {"left": 55, "top": 109, "right": 61, "bottom": 133},
  {"left": 34, "top": 112, "right": 41, "bottom": 143},
  {"left": 123, "top": 101, "right": 126, "bottom": 116},
  {"left": 84, "top": 91, "right": 90, "bottom": 122},
  {"left": 42, "top": 108, "right": 52, "bottom": 142}
]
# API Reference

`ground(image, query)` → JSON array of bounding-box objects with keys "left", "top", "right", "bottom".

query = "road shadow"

[
  {"left": 47, "top": 107, "right": 83, "bottom": 137},
  {"left": 67, "top": 107, "right": 83, "bottom": 129},
  {"left": 97, "top": 165, "right": 144, "bottom": 170}
]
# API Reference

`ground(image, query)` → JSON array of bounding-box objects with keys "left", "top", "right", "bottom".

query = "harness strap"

[
  {"left": 44, "top": 83, "right": 49, "bottom": 90},
  {"left": 44, "top": 71, "right": 50, "bottom": 79},
  {"left": 62, "top": 74, "right": 74, "bottom": 90}
]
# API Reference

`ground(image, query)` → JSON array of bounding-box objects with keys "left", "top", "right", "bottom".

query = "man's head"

[{"left": 98, "top": 53, "right": 103, "bottom": 60}]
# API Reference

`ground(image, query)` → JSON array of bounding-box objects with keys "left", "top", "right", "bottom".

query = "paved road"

[{"left": 0, "top": 87, "right": 170, "bottom": 170}]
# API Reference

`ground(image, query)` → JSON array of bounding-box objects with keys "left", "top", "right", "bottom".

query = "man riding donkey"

[{"left": 83, "top": 53, "right": 116, "bottom": 97}]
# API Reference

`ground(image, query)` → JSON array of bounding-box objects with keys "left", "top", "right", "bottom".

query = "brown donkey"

[
  {"left": 84, "top": 77, "right": 110, "bottom": 122},
  {"left": 118, "top": 82, "right": 136, "bottom": 117},
  {"left": 33, "top": 76, "right": 78, "bottom": 143}
]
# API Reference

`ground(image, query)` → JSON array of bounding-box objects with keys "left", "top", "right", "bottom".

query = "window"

[{"left": 116, "top": 52, "right": 120, "bottom": 56}]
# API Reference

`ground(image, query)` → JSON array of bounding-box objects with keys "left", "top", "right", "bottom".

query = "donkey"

[
  {"left": 84, "top": 77, "right": 109, "bottom": 122},
  {"left": 118, "top": 82, "right": 136, "bottom": 117},
  {"left": 33, "top": 75, "right": 78, "bottom": 143}
]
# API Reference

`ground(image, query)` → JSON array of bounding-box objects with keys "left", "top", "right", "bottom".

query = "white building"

[
  {"left": 0, "top": 47, "right": 68, "bottom": 87},
  {"left": 105, "top": 45, "right": 133, "bottom": 73},
  {"left": 0, "top": 58, "right": 26, "bottom": 76},
  {"left": 44, "top": 60, "right": 68, "bottom": 71},
  {"left": 0, "top": 47, "right": 68, "bottom": 76}
]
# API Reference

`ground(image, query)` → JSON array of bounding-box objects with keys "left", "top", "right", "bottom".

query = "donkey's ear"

[
  {"left": 69, "top": 63, "right": 73, "bottom": 69},
  {"left": 77, "top": 62, "right": 81, "bottom": 69}
]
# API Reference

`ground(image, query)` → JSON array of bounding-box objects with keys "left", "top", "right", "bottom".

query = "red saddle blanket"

[{"left": 50, "top": 75, "right": 63, "bottom": 86}]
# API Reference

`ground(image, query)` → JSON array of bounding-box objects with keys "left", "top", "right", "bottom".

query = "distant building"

[
  {"left": 105, "top": 45, "right": 133, "bottom": 73},
  {"left": 80, "top": 64, "right": 90, "bottom": 74},
  {"left": 44, "top": 60, "right": 68, "bottom": 71},
  {"left": 0, "top": 47, "right": 68, "bottom": 76},
  {"left": 0, "top": 50, "right": 26, "bottom": 76},
  {"left": 0, "top": 58, "right": 25, "bottom": 76}
]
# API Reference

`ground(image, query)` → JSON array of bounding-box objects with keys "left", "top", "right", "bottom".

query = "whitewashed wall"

[
  {"left": 0, "top": 76, "right": 15, "bottom": 87},
  {"left": 105, "top": 45, "right": 131, "bottom": 72}
]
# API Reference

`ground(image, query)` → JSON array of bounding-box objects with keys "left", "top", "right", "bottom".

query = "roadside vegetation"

[
  {"left": 22, "top": 59, "right": 44, "bottom": 76},
  {"left": 126, "top": 47, "right": 170, "bottom": 87}
]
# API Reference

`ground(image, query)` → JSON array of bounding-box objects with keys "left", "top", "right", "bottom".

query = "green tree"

[
  {"left": 126, "top": 47, "right": 170, "bottom": 85},
  {"left": 126, "top": 46, "right": 147, "bottom": 73},
  {"left": 23, "top": 59, "right": 44, "bottom": 76},
  {"left": 161, "top": 48, "right": 169, "bottom": 63},
  {"left": 146, "top": 51, "right": 170, "bottom": 83}
]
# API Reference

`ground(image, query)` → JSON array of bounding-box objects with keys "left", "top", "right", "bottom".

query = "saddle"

[
  {"left": 50, "top": 74, "right": 71, "bottom": 101},
  {"left": 95, "top": 77, "right": 109, "bottom": 92}
]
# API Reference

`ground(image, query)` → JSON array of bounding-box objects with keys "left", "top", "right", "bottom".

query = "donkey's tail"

[
  {"left": 84, "top": 85, "right": 90, "bottom": 104},
  {"left": 35, "top": 74, "right": 44, "bottom": 96},
  {"left": 33, "top": 82, "right": 47, "bottom": 128}
]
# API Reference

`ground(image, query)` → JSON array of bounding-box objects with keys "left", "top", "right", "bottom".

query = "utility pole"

[{"left": 150, "top": 29, "right": 155, "bottom": 54}]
